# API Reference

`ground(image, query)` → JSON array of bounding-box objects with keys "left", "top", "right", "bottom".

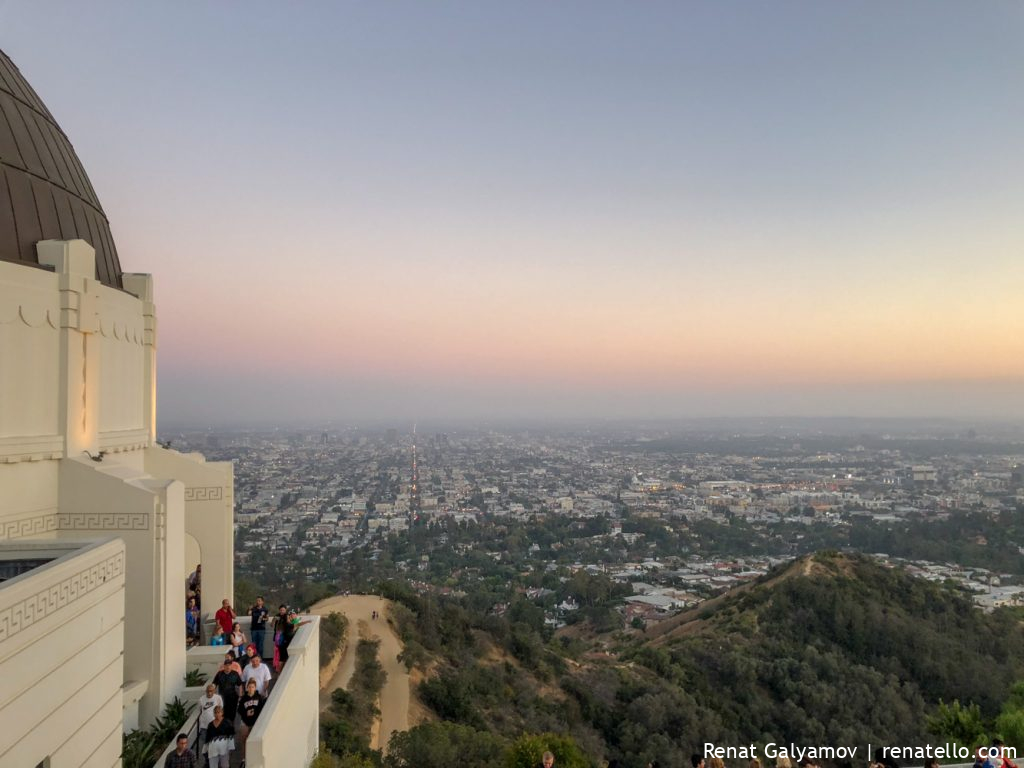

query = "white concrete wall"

[
  {"left": 0, "top": 243, "right": 239, "bottom": 754},
  {"left": 184, "top": 533, "right": 201, "bottom": 591},
  {"left": 0, "top": 538, "right": 126, "bottom": 768},
  {"left": 0, "top": 244, "right": 155, "bottom": 541},
  {"left": 0, "top": 460, "right": 59, "bottom": 540},
  {"left": 0, "top": 260, "right": 62, "bottom": 456},
  {"left": 97, "top": 283, "right": 147, "bottom": 451},
  {"left": 58, "top": 456, "right": 186, "bottom": 726},
  {"left": 144, "top": 447, "right": 234, "bottom": 617},
  {"left": 245, "top": 615, "right": 320, "bottom": 768},
  {"left": 0, "top": 260, "right": 62, "bottom": 540}
]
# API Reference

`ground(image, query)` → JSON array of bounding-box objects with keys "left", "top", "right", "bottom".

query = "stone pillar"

[
  {"left": 123, "top": 273, "right": 157, "bottom": 445},
  {"left": 36, "top": 239, "right": 100, "bottom": 458}
]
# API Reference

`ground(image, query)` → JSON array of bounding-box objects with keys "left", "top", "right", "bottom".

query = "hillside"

[
  {"left": 333, "top": 554, "right": 1024, "bottom": 768},
  {"left": 603, "top": 552, "right": 1024, "bottom": 752}
]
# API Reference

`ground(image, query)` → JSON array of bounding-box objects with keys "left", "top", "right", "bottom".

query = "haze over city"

[{"left": 4, "top": 2, "right": 1023, "bottom": 423}]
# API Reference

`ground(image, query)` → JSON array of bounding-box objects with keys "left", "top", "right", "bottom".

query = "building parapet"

[
  {"left": 167, "top": 614, "right": 321, "bottom": 768},
  {"left": 246, "top": 615, "right": 320, "bottom": 768}
]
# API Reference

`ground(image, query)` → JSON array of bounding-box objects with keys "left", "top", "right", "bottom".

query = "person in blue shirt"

[{"left": 185, "top": 597, "right": 200, "bottom": 646}]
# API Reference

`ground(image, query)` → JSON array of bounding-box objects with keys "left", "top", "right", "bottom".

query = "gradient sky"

[{"left": 3, "top": 2, "right": 1023, "bottom": 423}]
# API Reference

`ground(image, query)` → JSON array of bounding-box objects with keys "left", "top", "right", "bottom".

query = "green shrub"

[
  {"left": 121, "top": 697, "right": 196, "bottom": 768},
  {"left": 504, "top": 733, "right": 592, "bottom": 768},
  {"left": 321, "top": 611, "right": 349, "bottom": 668}
]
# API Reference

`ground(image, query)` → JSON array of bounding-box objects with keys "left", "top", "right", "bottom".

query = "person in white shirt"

[
  {"left": 241, "top": 654, "right": 272, "bottom": 696},
  {"left": 197, "top": 683, "right": 223, "bottom": 755}
]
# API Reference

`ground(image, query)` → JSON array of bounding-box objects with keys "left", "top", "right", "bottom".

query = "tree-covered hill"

[
  {"left": 325, "top": 553, "right": 1024, "bottom": 768},
  {"left": 617, "top": 551, "right": 1024, "bottom": 751}
]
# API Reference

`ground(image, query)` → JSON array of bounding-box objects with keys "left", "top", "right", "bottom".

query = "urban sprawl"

[{"left": 169, "top": 425, "right": 1024, "bottom": 629}]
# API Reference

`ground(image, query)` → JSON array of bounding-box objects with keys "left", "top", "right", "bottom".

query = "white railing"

[
  {"left": 244, "top": 614, "right": 321, "bottom": 768},
  {"left": 162, "top": 613, "right": 320, "bottom": 768}
]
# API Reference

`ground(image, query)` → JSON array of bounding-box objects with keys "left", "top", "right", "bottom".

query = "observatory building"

[{"left": 0, "top": 49, "right": 319, "bottom": 767}]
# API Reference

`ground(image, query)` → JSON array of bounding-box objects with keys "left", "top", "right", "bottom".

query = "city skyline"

[{"left": 4, "top": 2, "right": 1023, "bottom": 422}]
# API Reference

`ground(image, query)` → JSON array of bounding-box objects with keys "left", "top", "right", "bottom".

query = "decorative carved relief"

[
  {"left": 0, "top": 435, "right": 65, "bottom": 463},
  {"left": 98, "top": 428, "right": 150, "bottom": 453},
  {"left": 56, "top": 512, "right": 151, "bottom": 530},
  {"left": 0, "top": 511, "right": 58, "bottom": 540},
  {"left": 184, "top": 486, "right": 224, "bottom": 502},
  {"left": 0, "top": 550, "right": 125, "bottom": 642},
  {"left": 0, "top": 305, "right": 58, "bottom": 329},
  {"left": 97, "top": 316, "right": 143, "bottom": 345}
]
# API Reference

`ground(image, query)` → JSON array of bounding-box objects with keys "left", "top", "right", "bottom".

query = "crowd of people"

[{"left": 170, "top": 573, "right": 312, "bottom": 768}]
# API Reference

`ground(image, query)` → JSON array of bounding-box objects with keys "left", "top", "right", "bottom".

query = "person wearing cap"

[{"left": 212, "top": 654, "right": 243, "bottom": 722}]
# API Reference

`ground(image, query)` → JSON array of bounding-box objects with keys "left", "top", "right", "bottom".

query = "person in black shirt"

[
  {"left": 278, "top": 608, "right": 313, "bottom": 668},
  {"left": 204, "top": 706, "right": 235, "bottom": 768},
  {"left": 249, "top": 596, "right": 269, "bottom": 658},
  {"left": 272, "top": 604, "right": 288, "bottom": 672},
  {"left": 212, "top": 657, "right": 242, "bottom": 722},
  {"left": 238, "top": 678, "right": 265, "bottom": 767}
]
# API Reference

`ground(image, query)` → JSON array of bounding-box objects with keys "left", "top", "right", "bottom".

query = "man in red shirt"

[{"left": 215, "top": 598, "right": 235, "bottom": 635}]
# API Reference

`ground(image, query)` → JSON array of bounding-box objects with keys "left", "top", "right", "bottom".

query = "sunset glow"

[{"left": 5, "top": 2, "right": 1023, "bottom": 422}]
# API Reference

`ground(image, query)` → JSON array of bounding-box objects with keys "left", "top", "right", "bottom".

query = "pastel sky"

[{"left": 3, "top": 2, "right": 1023, "bottom": 423}]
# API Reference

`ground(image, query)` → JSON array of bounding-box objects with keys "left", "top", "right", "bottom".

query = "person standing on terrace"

[
  {"left": 229, "top": 621, "right": 247, "bottom": 659},
  {"left": 249, "top": 596, "right": 269, "bottom": 657},
  {"left": 186, "top": 597, "right": 201, "bottom": 646},
  {"left": 215, "top": 598, "right": 235, "bottom": 635},
  {"left": 278, "top": 608, "right": 312, "bottom": 669},
  {"left": 210, "top": 625, "right": 227, "bottom": 646}
]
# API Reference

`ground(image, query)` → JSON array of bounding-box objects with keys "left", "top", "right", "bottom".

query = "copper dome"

[{"left": 0, "top": 49, "right": 121, "bottom": 288}]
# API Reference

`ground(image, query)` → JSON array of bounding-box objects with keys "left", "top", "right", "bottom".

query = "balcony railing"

[
  {"left": 244, "top": 615, "right": 320, "bottom": 768},
  {"left": 151, "top": 614, "right": 320, "bottom": 768}
]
